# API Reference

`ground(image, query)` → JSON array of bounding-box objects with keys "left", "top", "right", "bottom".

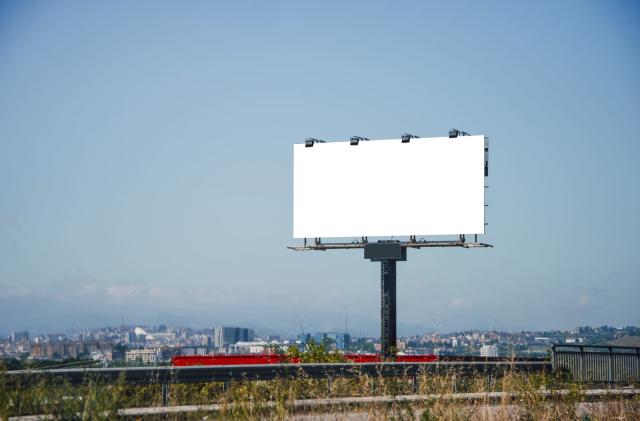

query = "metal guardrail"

[
  {"left": 552, "top": 344, "right": 640, "bottom": 383},
  {"left": 8, "top": 388, "right": 640, "bottom": 420},
  {"left": 4, "top": 361, "right": 550, "bottom": 388}
]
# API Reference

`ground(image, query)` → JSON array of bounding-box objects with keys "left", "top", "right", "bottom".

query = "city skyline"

[
  {"left": 1, "top": 1, "right": 639, "bottom": 334},
  {"left": 4, "top": 322, "right": 639, "bottom": 341},
  {"left": 4, "top": 322, "right": 638, "bottom": 363}
]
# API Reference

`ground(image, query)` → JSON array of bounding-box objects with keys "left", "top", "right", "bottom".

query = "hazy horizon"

[{"left": 1, "top": 1, "right": 639, "bottom": 335}]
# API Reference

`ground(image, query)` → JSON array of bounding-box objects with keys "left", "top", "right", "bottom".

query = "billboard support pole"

[
  {"left": 364, "top": 241, "right": 407, "bottom": 360},
  {"left": 380, "top": 258, "right": 397, "bottom": 360}
]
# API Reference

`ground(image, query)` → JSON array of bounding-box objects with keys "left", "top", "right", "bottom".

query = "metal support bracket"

[{"left": 288, "top": 238, "right": 492, "bottom": 251}]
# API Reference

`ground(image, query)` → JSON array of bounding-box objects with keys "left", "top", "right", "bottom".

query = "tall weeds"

[{"left": 1, "top": 358, "right": 638, "bottom": 420}]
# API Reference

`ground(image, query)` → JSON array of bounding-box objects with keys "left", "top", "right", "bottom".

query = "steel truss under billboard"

[{"left": 293, "top": 135, "right": 488, "bottom": 239}]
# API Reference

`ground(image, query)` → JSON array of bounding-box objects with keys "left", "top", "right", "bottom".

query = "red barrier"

[
  {"left": 171, "top": 353, "right": 437, "bottom": 366},
  {"left": 344, "top": 354, "right": 380, "bottom": 363},
  {"left": 396, "top": 355, "right": 438, "bottom": 363},
  {"left": 172, "top": 354, "right": 292, "bottom": 366}
]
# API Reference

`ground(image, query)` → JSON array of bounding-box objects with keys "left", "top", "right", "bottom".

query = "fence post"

[
  {"left": 580, "top": 346, "right": 585, "bottom": 382},
  {"left": 161, "top": 383, "right": 169, "bottom": 406},
  {"left": 608, "top": 347, "right": 613, "bottom": 384},
  {"left": 412, "top": 375, "right": 418, "bottom": 394}
]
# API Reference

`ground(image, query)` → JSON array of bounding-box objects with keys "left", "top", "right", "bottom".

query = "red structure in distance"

[{"left": 172, "top": 354, "right": 438, "bottom": 366}]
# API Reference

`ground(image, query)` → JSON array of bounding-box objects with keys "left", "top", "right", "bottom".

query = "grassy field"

[{"left": 2, "top": 346, "right": 639, "bottom": 420}]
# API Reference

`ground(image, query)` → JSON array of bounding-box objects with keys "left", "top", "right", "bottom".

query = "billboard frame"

[{"left": 293, "top": 134, "right": 488, "bottom": 239}]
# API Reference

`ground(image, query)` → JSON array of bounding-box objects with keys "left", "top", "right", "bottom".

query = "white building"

[
  {"left": 480, "top": 344, "right": 499, "bottom": 358},
  {"left": 125, "top": 349, "right": 161, "bottom": 364},
  {"left": 151, "top": 332, "right": 176, "bottom": 343},
  {"left": 91, "top": 350, "right": 109, "bottom": 366},
  {"left": 229, "top": 341, "right": 270, "bottom": 354}
]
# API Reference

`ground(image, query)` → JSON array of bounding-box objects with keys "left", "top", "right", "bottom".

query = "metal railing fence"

[
  {"left": 551, "top": 344, "right": 640, "bottom": 383},
  {"left": 3, "top": 345, "right": 638, "bottom": 412}
]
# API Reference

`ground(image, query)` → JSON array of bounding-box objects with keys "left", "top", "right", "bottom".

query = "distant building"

[
  {"left": 11, "top": 331, "right": 29, "bottom": 343},
  {"left": 480, "top": 344, "right": 499, "bottom": 357},
  {"left": 46, "top": 334, "right": 66, "bottom": 343},
  {"left": 213, "top": 327, "right": 254, "bottom": 347},
  {"left": 91, "top": 350, "right": 109, "bottom": 365},
  {"left": 151, "top": 332, "right": 177, "bottom": 343},
  {"left": 124, "top": 331, "right": 136, "bottom": 344},
  {"left": 29, "top": 342, "right": 112, "bottom": 361},
  {"left": 337, "top": 333, "right": 350, "bottom": 350},
  {"left": 125, "top": 349, "right": 161, "bottom": 364},
  {"left": 30, "top": 343, "right": 64, "bottom": 360},
  {"left": 308, "top": 332, "right": 351, "bottom": 350},
  {"left": 397, "top": 340, "right": 406, "bottom": 351},
  {"left": 192, "top": 334, "right": 211, "bottom": 347},
  {"left": 230, "top": 341, "right": 270, "bottom": 354},
  {"left": 181, "top": 347, "right": 208, "bottom": 356}
]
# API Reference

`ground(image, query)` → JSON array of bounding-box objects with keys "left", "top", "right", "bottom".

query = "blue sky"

[{"left": 1, "top": 1, "right": 638, "bottom": 336}]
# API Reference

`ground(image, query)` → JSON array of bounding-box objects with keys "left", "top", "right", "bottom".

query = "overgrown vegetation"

[
  {"left": 285, "top": 338, "right": 346, "bottom": 363},
  {"left": 1, "top": 348, "right": 639, "bottom": 420}
]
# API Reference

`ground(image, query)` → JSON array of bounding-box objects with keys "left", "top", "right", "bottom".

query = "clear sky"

[{"left": 1, "top": 1, "right": 639, "bottom": 336}]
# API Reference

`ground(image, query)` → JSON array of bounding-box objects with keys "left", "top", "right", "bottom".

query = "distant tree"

[
  {"left": 0, "top": 358, "right": 22, "bottom": 371},
  {"left": 286, "top": 339, "right": 345, "bottom": 363},
  {"left": 112, "top": 342, "right": 128, "bottom": 361},
  {"left": 264, "top": 343, "right": 284, "bottom": 355}
]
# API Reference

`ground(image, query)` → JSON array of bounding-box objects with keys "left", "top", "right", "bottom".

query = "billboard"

[{"left": 293, "top": 135, "right": 488, "bottom": 238}]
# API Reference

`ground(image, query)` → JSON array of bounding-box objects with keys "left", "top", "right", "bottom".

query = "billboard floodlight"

[
  {"left": 305, "top": 138, "right": 326, "bottom": 148},
  {"left": 448, "top": 128, "right": 471, "bottom": 138},
  {"left": 350, "top": 136, "right": 369, "bottom": 146},
  {"left": 401, "top": 133, "right": 420, "bottom": 143}
]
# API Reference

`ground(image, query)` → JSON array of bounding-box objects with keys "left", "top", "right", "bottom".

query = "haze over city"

[{"left": 1, "top": 1, "right": 639, "bottom": 336}]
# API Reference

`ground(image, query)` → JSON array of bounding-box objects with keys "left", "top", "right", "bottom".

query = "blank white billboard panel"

[{"left": 293, "top": 136, "right": 487, "bottom": 238}]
